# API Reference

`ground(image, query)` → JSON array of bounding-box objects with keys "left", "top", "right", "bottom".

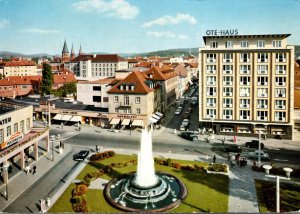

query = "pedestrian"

[
  {"left": 61, "top": 141, "right": 64, "bottom": 149},
  {"left": 46, "top": 196, "right": 51, "bottom": 208},
  {"left": 32, "top": 165, "right": 37, "bottom": 174},
  {"left": 213, "top": 155, "right": 216, "bottom": 163}
]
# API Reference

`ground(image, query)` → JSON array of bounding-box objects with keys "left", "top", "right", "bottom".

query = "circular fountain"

[{"left": 104, "top": 129, "right": 187, "bottom": 212}]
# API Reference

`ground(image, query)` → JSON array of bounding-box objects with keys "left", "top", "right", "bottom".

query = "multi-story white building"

[
  {"left": 199, "top": 34, "right": 294, "bottom": 139},
  {"left": 0, "top": 59, "right": 37, "bottom": 77},
  {"left": 68, "top": 54, "right": 128, "bottom": 80}
]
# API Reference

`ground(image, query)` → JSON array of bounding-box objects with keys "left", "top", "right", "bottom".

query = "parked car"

[
  {"left": 191, "top": 100, "right": 198, "bottom": 107},
  {"left": 174, "top": 108, "right": 183, "bottom": 115},
  {"left": 180, "top": 132, "right": 198, "bottom": 141},
  {"left": 223, "top": 144, "right": 243, "bottom": 153},
  {"left": 75, "top": 150, "right": 89, "bottom": 161},
  {"left": 245, "top": 140, "right": 265, "bottom": 149},
  {"left": 179, "top": 119, "right": 190, "bottom": 130},
  {"left": 247, "top": 150, "right": 270, "bottom": 160},
  {"left": 182, "top": 112, "right": 191, "bottom": 119}
]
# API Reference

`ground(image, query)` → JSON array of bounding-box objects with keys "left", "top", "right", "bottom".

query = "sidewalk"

[{"left": 0, "top": 143, "right": 73, "bottom": 212}]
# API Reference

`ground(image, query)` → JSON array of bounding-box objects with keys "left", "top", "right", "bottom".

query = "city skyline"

[{"left": 0, "top": 0, "right": 300, "bottom": 55}]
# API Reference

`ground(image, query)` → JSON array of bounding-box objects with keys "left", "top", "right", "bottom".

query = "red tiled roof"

[
  {"left": 185, "top": 62, "right": 198, "bottom": 68},
  {"left": 126, "top": 58, "right": 138, "bottom": 63},
  {"left": 0, "top": 76, "right": 41, "bottom": 86},
  {"left": 53, "top": 73, "right": 76, "bottom": 84},
  {"left": 71, "top": 54, "right": 126, "bottom": 63},
  {"left": 108, "top": 71, "right": 154, "bottom": 94},
  {"left": 0, "top": 59, "right": 35, "bottom": 67},
  {"left": 135, "top": 61, "right": 152, "bottom": 68},
  {"left": 144, "top": 66, "right": 179, "bottom": 81}
]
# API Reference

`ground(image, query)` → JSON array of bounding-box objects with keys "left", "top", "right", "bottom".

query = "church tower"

[
  {"left": 62, "top": 40, "right": 69, "bottom": 63},
  {"left": 79, "top": 44, "right": 83, "bottom": 56},
  {"left": 70, "top": 44, "right": 75, "bottom": 60}
]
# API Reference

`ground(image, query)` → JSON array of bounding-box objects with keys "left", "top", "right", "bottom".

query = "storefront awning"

[
  {"left": 155, "top": 112, "right": 163, "bottom": 117},
  {"left": 70, "top": 116, "right": 82, "bottom": 122},
  {"left": 53, "top": 114, "right": 72, "bottom": 121},
  {"left": 132, "top": 119, "right": 144, "bottom": 127},
  {"left": 121, "top": 119, "right": 131, "bottom": 126},
  {"left": 110, "top": 118, "right": 121, "bottom": 125},
  {"left": 148, "top": 117, "right": 158, "bottom": 124},
  {"left": 152, "top": 114, "right": 161, "bottom": 120}
]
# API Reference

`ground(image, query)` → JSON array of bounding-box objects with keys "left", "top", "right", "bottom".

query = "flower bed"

[{"left": 90, "top": 151, "right": 115, "bottom": 161}]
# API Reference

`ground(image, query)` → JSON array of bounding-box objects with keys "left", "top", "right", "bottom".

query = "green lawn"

[
  {"left": 49, "top": 154, "right": 229, "bottom": 213},
  {"left": 255, "top": 179, "right": 300, "bottom": 213}
]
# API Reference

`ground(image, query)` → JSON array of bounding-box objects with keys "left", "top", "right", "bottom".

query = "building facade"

[
  {"left": 68, "top": 54, "right": 128, "bottom": 80},
  {"left": 199, "top": 34, "right": 294, "bottom": 139},
  {"left": 0, "top": 59, "right": 37, "bottom": 77}
]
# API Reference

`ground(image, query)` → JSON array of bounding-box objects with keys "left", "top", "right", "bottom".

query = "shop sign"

[
  {"left": 0, "top": 117, "right": 11, "bottom": 125},
  {"left": 206, "top": 29, "right": 238, "bottom": 36}
]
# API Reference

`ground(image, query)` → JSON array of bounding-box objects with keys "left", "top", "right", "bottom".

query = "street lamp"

[
  {"left": 2, "top": 162, "right": 10, "bottom": 201},
  {"left": 263, "top": 165, "right": 293, "bottom": 213},
  {"left": 258, "top": 130, "right": 262, "bottom": 167}
]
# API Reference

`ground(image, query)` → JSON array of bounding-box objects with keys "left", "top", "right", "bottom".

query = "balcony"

[
  {"left": 240, "top": 116, "right": 250, "bottom": 120},
  {"left": 275, "top": 105, "right": 286, "bottom": 110},
  {"left": 119, "top": 102, "right": 133, "bottom": 107},
  {"left": 240, "top": 104, "right": 250, "bottom": 108},
  {"left": 223, "top": 115, "right": 233, "bottom": 119}
]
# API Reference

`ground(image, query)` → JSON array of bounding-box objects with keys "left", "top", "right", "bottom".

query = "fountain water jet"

[{"left": 104, "top": 128, "right": 187, "bottom": 212}]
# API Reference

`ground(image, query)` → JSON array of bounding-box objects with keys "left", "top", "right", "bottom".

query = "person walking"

[
  {"left": 213, "top": 155, "right": 216, "bottom": 163},
  {"left": 32, "top": 165, "right": 37, "bottom": 174}
]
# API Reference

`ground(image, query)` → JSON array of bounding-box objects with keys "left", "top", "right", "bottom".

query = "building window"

[
  {"left": 275, "top": 100, "right": 286, "bottom": 109},
  {"left": 257, "top": 65, "right": 268, "bottom": 75},
  {"left": 7, "top": 126, "right": 11, "bottom": 137},
  {"left": 223, "top": 76, "right": 233, "bottom": 86},
  {"left": 223, "top": 65, "right": 233, "bottom": 74},
  {"left": 223, "top": 87, "right": 233, "bottom": 97},
  {"left": 240, "top": 53, "right": 250, "bottom": 62},
  {"left": 240, "top": 65, "right": 250, "bottom": 74},
  {"left": 240, "top": 76, "right": 250, "bottom": 86},
  {"left": 137, "top": 108, "right": 141, "bottom": 114},
  {"left": 257, "top": 99, "right": 268, "bottom": 109},
  {"left": 257, "top": 40, "right": 265, "bottom": 48},
  {"left": 276, "top": 53, "right": 286, "bottom": 62},
  {"left": 115, "top": 107, "right": 118, "bottom": 113},
  {"left": 223, "top": 98, "right": 233, "bottom": 108},
  {"left": 272, "top": 40, "right": 282, "bottom": 48},
  {"left": 103, "top": 97, "right": 109, "bottom": 102},
  {"left": 275, "top": 88, "right": 286, "bottom": 98},
  {"left": 206, "top": 109, "right": 216, "bottom": 119},
  {"left": 257, "top": 111, "right": 268, "bottom": 121},
  {"left": 26, "top": 118, "right": 30, "bottom": 131},
  {"left": 275, "top": 112, "right": 286, "bottom": 122},
  {"left": 206, "top": 65, "right": 216, "bottom": 74},
  {"left": 206, "top": 76, "right": 216, "bottom": 85},
  {"left": 207, "top": 87, "right": 216, "bottom": 96},
  {"left": 239, "top": 88, "right": 250, "bottom": 97},
  {"left": 0, "top": 129, "right": 3, "bottom": 143},
  {"left": 93, "top": 96, "right": 101, "bottom": 102},
  {"left": 114, "top": 96, "right": 119, "bottom": 102},
  {"left": 258, "top": 76, "right": 268, "bottom": 86},
  {"left": 14, "top": 123, "right": 18, "bottom": 133},
  {"left": 258, "top": 53, "right": 268, "bottom": 63},
  {"left": 223, "top": 53, "right": 233, "bottom": 63},
  {"left": 207, "top": 98, "right": 216, "bottom": 107},
  {"left": 275, "top": 65, "right": 286, "bottom": 74},
  {"left": 240, "top": 99, "right": 250, "bottom": 108},
  {"left": 206, "top": 54, "right": 216, "bottom": 63},
  {"left": 20, "top": 120, "right": 24, "bottom": 134},
  {"left": 124, "top": 96, "right": 129, "bottom": 105},
  {"left": 258, "top": 88, "right": 268, "bottom": 98},
  {"left": 275, "top": 77, "right": 286, "bottom": 86},
  {"left": 223, "top": 109, "right": 233, "bottom": 119},
  {"left": 135, "top": 97, "right": 141, "bottom": 104},
  {"left": 241, "top": 41, "right": 249, "bottom": 48},
  {"left": 93, "top": 86, "right": 101, "bottom": 91},
  {"left": 225, "top": 41, "right": 233, "bottom": 48},
  {"left": 210, "top": 41, "right": 218, "bottom": 48},
  {"left": 240, "top": 110, "right": 250, "bottom": 120}
]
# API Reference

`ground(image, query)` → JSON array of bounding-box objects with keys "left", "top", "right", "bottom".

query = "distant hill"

[
  {"left": 0, "top": 51, "right": 54, "bottom": 59},
  {"left": 128, "top": 48, "right": 199, "bottom": 58}
]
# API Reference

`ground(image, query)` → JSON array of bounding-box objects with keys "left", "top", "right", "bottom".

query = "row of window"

[
  {"left": 114, "top": 96, "right": 141, "bottom": 104},
  {"left": 91, "top": 71, "right": 114, "bottom": 77},
  {"left": 206, "top": 98, "right": 286, "bottom": 109},
  {"left": 91, "top": 63, "right": 117, "bottom": 68},
  {"left": 206, "top": 76, "right": 286, "bottom": 86},
  {"left": 209, "top": 40, "right": 282, "bottom": 49},
  {"left": 206, "top": 53, "right": 286, "bottom": 63},
  {"left": 91, "top": 68, "right": 115, "bottom": 72},
  {"left": 206, "top": 64, "right": 287, "bottom": 75},
  {"left": 114, "top": 108, "right": 141, "bottom": 114},
  {"left": 206, "top": 109, "right": 286, "bottom": 121},
  {"left": 206, "top": 87, "right": 287, "bottom": 98},
  {"left": 0, "top": 118, "right": 30, "bottom": 142}
]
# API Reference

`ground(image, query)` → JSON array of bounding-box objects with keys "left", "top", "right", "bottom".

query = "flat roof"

[
  {"left": 203, "top": 34, "right": 291, "bottom": 44},
  {"left": 0, "top": 101, "right": 26, "bottom": 116}
]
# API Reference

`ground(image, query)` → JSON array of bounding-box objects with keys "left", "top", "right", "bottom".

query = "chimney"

[{"left": 93, "top": 54, "right": 96, "bottom": 58}]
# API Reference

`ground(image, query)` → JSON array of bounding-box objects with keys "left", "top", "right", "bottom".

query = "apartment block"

[{"left": 199, "top": 34, "right": 294, "bottom": 139}]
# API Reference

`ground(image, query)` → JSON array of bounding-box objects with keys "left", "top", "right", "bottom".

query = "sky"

[{"left": 0, "top": 0, "right": 300, "bottom": 55}]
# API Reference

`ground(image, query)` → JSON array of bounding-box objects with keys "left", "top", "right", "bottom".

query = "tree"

[{"left": 41, "top": 63, "right": 53, "bottom": 95}]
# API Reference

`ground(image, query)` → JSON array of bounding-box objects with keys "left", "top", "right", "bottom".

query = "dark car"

[
  {"left": 180, "top": 132, "right": 198, "bottom": 141},
  {"left": 223, "top": 144, "right": 242, "bottom": 153},
  {"left": 75, "top": 150, "right": 89, "bottom": 161},
  {"left": 245, "top": 140, "right": 265, "bottom": 149}
]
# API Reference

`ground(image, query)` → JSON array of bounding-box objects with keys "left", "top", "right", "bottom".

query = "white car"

[
  {"left": 247, "top": 150, "right": 270, "bottom": 160},
  {"left": 174, "top": 107, "right": 183, "bottom": 115},
  {"left": 180, "top": 119, "right": 190, "bottom": 131}
]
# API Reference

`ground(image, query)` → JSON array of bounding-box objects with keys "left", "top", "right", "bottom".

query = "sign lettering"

[
  {"left": 206, "top": 29, "right": 238, "bottom": 36},
  {"left": 0, "top": 117, "right": 11, "bottom": 125}
]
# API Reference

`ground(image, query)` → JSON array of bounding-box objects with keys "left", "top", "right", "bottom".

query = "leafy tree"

[{"left": 41, "top": 63, "right": 53, "bottom": 95}]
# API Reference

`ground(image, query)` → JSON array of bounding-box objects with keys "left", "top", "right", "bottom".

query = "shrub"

[
  {"left": 76, "top": 184, "right": 88, "bottom": 196},
  {"left": 207, "top": 163, "right": 228, "bottom": 173},
  {"left": 166, "top": 158, "right": 172, "bottom": 167},
  {"left": 90, "top": 151, "right": 115, "bottom": 161},
  {"left": 172, "top": 162, "right": 181, "bottom": 169}
]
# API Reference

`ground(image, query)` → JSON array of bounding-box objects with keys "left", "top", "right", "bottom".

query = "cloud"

[
  {"left": 0, "top": 19, "right": 9, "bottom": 29},
  {"left": 146, "top": 31, "right": 188, "bottom": 39},
  {"left": 143, "top": 13, "right": 197, "bottom": 28},
  {"left": 22, "top": 28, "right": 60, "bottom": 34},
  {"left": 73, "top": 0, "right": 139, "bottom": 20}
]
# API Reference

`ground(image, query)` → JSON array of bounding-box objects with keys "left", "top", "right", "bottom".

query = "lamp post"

[
  {"left": 263, "top": 165, "right": 293, "bottom": 213},
  {"left": 2, "top": 162, "right": 10, "bottom": 201},
  {"left": 258, "top": 130, "right": 261, "bottom": 167},
  {"left": 50, "top": 135, "right": 55, "bottom": 162}
]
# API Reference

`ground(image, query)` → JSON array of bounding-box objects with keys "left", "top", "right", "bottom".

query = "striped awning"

[
  {"left": 110, "top": 118, "right": 121, "bottom": 125},
  {"left": 121, "top": 119, "right": 131, "bottom": 126},
  {"left": 152, "top": 114, "right": 161, "bottom": 120},
  {"left": 132, "top": 119, "right": 144, "bottom": 127},
  {"left": 53, "top": 114, "right": 72, "bottom": 121},
  {"left": 155, "top": 112, "right": 163, "bottom": 117}
]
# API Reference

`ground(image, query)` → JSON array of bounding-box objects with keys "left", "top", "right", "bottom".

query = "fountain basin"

[{"left": 104, "top": 171, "right": 187, "bottom": 212}]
